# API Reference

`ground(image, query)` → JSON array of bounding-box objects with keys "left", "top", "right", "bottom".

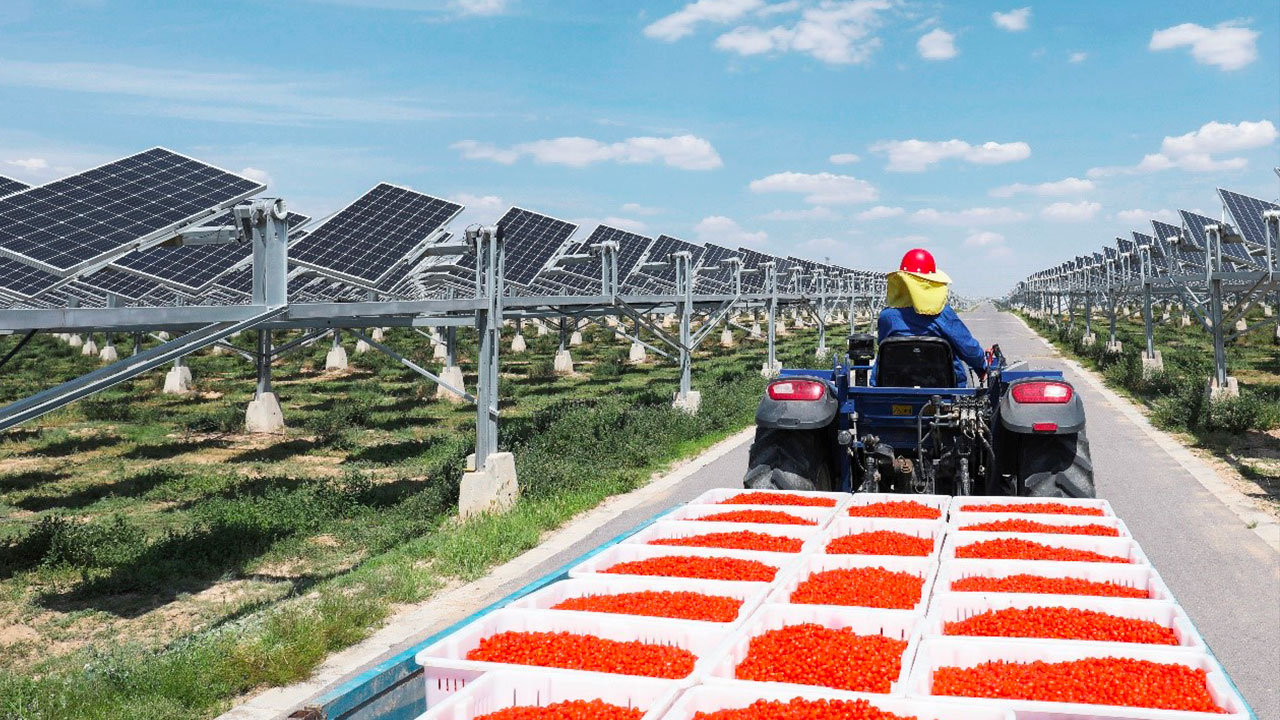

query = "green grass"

[{"left": 0, "top": 319, "right": 829, "bottom": 718}]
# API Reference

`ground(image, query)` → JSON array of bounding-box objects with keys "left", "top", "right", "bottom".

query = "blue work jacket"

[{"left": 874, "top": 304, "right": 988, "bottom": 387}]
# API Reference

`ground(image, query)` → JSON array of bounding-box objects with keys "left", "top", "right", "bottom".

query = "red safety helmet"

[{"left": 899, "top": 248, "right": 937, "bottom": 274}]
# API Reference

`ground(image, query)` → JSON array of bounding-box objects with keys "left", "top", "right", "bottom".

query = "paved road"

[{"left": 313, "top": 306, "right": 1279, "bottom": 717}]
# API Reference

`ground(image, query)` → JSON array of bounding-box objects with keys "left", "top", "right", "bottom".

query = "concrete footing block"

[
  {"left": 1141, "top": 350, "right": 1163, "bottom": 379},
  {"left": 1180, "top": 315, "right": 1191, "bottom": 327},
  {"left": 371, "top": 328, "right": 386, "bottom": 342},
  {"left": 245, "top": 392, "right": 285, "bottom": 433},
  {"left": 458, "top": 452, "right": 519, "bottom": 520},
  {"left": 355, "top": 340, "right": 370, "bottom": 354},
  {"left": 326, "top": 345, "right": 349, "bottom": 371},
  {"left": 749, "top": 323, "right": 761, "bottom": 338},
  {"left": 760, "top": 361, "right": 782, "bottom": 378},
  {"left": 629, "top": 341, "right": 647, "bottom": 363},
  {"left": 1262, "top": 304, "right": 1273, "bottom": 318},
  {"left": 1206, "top": 376, "right": 1240, "bottom": 401},
  {"left": 81, "top": 340, "right": 99, "bottom": 356},
  {"left": 536, "top": 322, "right": 548, "bottom": 336},
  {"left": 1081, "top": 333, "right": 1096, "bottom": 347},
  {"left": 1234, "top": 318, "right": 1248, "bottom": 332},
  {"left": 436, "top": 365, "right": 466, "bottom": 403},
  {"left": 776, "top": 320, "right": 787, "bottom": 335},
  {"left": 163, "top": 366, "right": 193, "bottom": 394},
  {"left": 720, "top": 328, "right": 734, "bottom": 347},
  {"left": 98, "top": 345, "right": 118, "bottom": 363},
  {"left": 568, "top": 330, "right": 582, "bottom": 347},
  {"left": 511, "top": 334, "right": 527, "bottom": 352},
  {"left": 66, "top": 333, "right": 82, "bottom": 347},
  {"left": 433, "top": 342, "right": 448, "bottom": 360},
  {"left": 554, "top": 349, "right": 574, "bottom": 375},
  {"left": 815, "top": 346, "right": 831, "bottom": 359},
  {"left": 1104, "top": 340, "right": 1123, "bottom": 354},
  {"left": 210, "top": 343, "right": 228, "bottom": 356},
  {"left": 672, "top": 390, "right": 702, "bottom": 415}
]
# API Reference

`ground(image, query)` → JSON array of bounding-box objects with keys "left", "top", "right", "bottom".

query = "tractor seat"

[{"left": 875, "top": 336, "right": 956, "bottom": 388}]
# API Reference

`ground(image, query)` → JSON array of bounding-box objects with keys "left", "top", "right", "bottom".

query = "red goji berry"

[
  {"left": 693, "top": 509, "right": 817, "bottom": 525},
  {"left": 848, "top": 501, "right": 941, "bottom": 520},
  {"left": 944, "top": 606, "right": 1179, "bottom": 644},
  {"left": 466, "top": 630, "right": 697, "bottom": 678},
  {"left": 826, "top": 530, "right": 934, "bottom": 556},
  {"left": 602, "top": 555, "right": 778, "bottom": 581},
  {"left": 552, "top": 590, "right": 743, "bottom": 622},
  {"left": 956, "top": 538, "right": 1128, "bottom": 563},
  {"left": 649, "top": 530, "right": 804, "bottom": 553},
  {"left": 951, "top": 573, "right": 1150, "bottom": 598},
  {"left": 932, "top": 657, "right": 1225, "bottom": 712},
  {"left": 789, "top": 567, "right": 924, "bottom": 609},
  {"left": 734, "top": 623, "right": 908, "bottom": 693},
  {"left": 477, "top": 700, "right": 644, "bottom": 720},
  {"left": 963, "top": 502, "right": 1105, "bottom": 516},
  {"left": 692, "top": 698, "right": 915, "bottom": 720},
  {"left": 719, "top": 492, "right": 837, "bottom": 507},
  {"left": 959, "top": 518, "right": 1118, "bottom": 536}
]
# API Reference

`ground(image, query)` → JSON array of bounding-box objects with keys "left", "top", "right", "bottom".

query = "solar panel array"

[{"left": 0, "top": 175, "right": 30, "bottom": 197}]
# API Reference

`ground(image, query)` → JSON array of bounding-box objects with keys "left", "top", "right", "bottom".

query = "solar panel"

[
  {"left": 697, "top": 243, "right": 738, "bottom": 293},
  {"left": 496, "top": 207, "right": 579, "bottom": 287},
  {"left": 545, "top": 225, "right": 654, "bottom": 296},
  {"left": 74, "top": 266, "right": 164, "bottom": 302},
  {"left": 0, "top": 257, "right": 64, "bottom": 299},
  {"left": 737, "top": 247, "right": 779, "bottom": 293},
  {"left": 290, "top": 183, "right": 462, "bottom": 288},
  {"left": 635, "top": 234, "right": 705, "bottom": 291},
  {"left": 0, "top": 175, "right": 30, "bottom": 197},
  {"left": 1219, "top": 188, "right": 1277, "bottom": 255},
  {"left": 0, "top": 148, "right": 265, "bottom": 276}
]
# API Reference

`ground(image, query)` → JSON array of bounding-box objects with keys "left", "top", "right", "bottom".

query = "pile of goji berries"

[
  {"left": 931, "top": 657, "right": 1224, "bottom": 712},
  {"left": 964, "top": 502, "right": 1105, "bottom": 516},
  {"left": 691, "top": 698, "right": 916, "bottom": 720},
  {"left": 734, "top": 623, "right": 907, "bottom": 693},
  {"left": 693, "top": 509, "right": 817, "bottom": 525},
  {"left": 789, "top": 567, "right": 924, "bottom": 609},
  {"left": 955, "top": 538, "right": 1127, "bottom": 563},
  {"left": 959, "top": 518, "right": 1119, "bottom": 536},
  {"left": 466, "top": 630, "right": 697, "bottom": 678},
  {"left": 847, "top": 501, "right": 941, "bottom": 520},
  {"left": 950, "top": 573, "right": 1150, "bottom": 598},
  {"left": 552, "top": 590, "right": 743, "bottom": 622},
  {"left": 718, "top": 492, "right": 837, "bottom": 507},
  {"left": 603, "top": 555, "right": 778, "bottom": 581},
  {"left": 944, "top": 606, "right": 1179, "bottom": 644},
  {"left": 826, "top": 530, "right": 934, "bottom": 556},
  {"left": 649, "top": 530, "right": 804, "bottom": 553},
  {"left": 476, "top": 700, "right": 644, "bottom": 720}
]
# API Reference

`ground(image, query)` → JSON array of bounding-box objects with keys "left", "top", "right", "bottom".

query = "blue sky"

[{"left": 0, "top": 0, "right": 1276, "bottom": 294}]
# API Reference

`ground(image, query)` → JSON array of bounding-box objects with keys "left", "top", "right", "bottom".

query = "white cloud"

[
  {"left": 911, "top": 207, "right": 1026, "bottom": 226},
  {"left": 450, "top": 192, "right": 505, "bottom": 214},
  {"left": 964, "top": 230, "right": 1005, "bottom": 247},
  {"left": 1149, "top": 21, "right": 1258, "bottom": 71},
  {"left": 992, "top": 8, "right": 1030, "bottom": 31},
  {"left": 1115, "top": 208, "right": 1180, "bottom": 224},
  {"left": 1041, "top": 200, "right": 1101, "bottom": 222},
  {"left": 644, "top": 0, "right": 763, "bottom": 42},
  {"left": 989, "top": 177, "right": 1094, "bottom": 197},
  {"left": 748, "top": 171, "right": 879, "bottom": 205},
  {"left": 1087, "top": 120, "right": 1276, "bottom": 177},
  {"left": 884, "top": 234, "right": 932, "bottom": 248},
  {"left": 238, "top": 166, "right": 272, "bottom": 186},
  {"left": 870, "top": 138, "right": 1031, "bottom": 172},
  {"left": 694, "top": 215, "right": 768, "bottom": 246},
  {"left": 452, "top": 134, "right": 723, "bottom": 170},
  {"left": 621, "top": 202, "right": 663, "bottom": 215},
  {"left": 917, "top": 28, "right": 957, "bottom": 60},
  {"left": 712, "top": 0, "right": 893, "bottom": 65},
  {"left": 1068, "top": 51, "right": 1088, "bottom": 63},
  {"left": 601, "top": 216, "right": 650, "bottom": 234},
  {"left": 759, "top": 206, "right": 840, "bottom": 221},
  {"left": 452, "top": 0, "right": 510, "bottom": 15},
  {"left": 6, "top": 157, "right": 48, "bottom": 171},
  {"left": 856, "top": 205, "right": 905, "bottom": 220},
  {"left": 829, "top": 152, "right": 861, "bottom": 165}
]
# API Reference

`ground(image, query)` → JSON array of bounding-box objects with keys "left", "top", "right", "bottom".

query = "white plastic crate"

[
  {"left": 936, "top": 559, "right": 1175, "bottom": 601},
  {"left": 923, "top": 593, "right": 1204, "bottom": 648},
  {"left": 949, "top": 511, "right": 1131, "bottom": 537},
  {"left": 948, "top": 496, "right": 1115, "bottom": 518},
  {"left": 702, "top": 603, "right": 923, "bottom": 695},
  {"left": 660, "top": 683, "right": 1015, "bottom": 720},
  {"left": 822, "top": 517, "right": 946, "bottom": 558},
  {"left": 568, "top": 544, "right": 798, "bottom": 584},
  {"left": 506, "top": 574, "right": 773, "bottom": 625},
  {"left": 414, "top": 608, "right": 730, "bottom": 692},
  {"left": 768, "top": 554, "right": 940, "bottom": 614},
  {"left": 416, "top": 670, "right": 682, "bottom": 720},
  {"left": 664, "top": 503, "right": 833, "bottom": 527},
  {"left": 626, "top": 520, "right": 823, "bottom": 554},
  {"left": 844, "top": 492, "right": 952, "bottom": 520},
  {"left": 687, "top": 488, "right": 850, "bottom": 513},
  {"left": 906, "top": 636, "right": 1249, "bottom": 719},
  {"left": 941, "top": 532, "right": 1150, "bottom": 566}
]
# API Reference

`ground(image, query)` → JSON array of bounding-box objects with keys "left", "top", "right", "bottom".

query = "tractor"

[{"left": 743, "top": 332, "right": 1095, "bottom": 497}]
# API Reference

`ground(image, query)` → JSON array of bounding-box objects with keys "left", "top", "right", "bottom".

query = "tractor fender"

[
  {"left": 755, "top": 375, "right": 838, "bottom": 431},
  {"left": 998, "top": 378, "right": 1086, "bottom": 435}
]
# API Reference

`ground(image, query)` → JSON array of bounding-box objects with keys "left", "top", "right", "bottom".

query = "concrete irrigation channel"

[{"left": 237, "top": 305, "right": 1278, "bottom": 720}]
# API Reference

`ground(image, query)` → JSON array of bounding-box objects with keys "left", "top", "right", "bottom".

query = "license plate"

[{"left": 892, "top": 404, "right": 914, "bottom": 416}]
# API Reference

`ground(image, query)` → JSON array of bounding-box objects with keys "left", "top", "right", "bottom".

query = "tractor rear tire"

[
  {"left": 742, "top": 426, "right": 834, "bottom": 492},
  {"left": 1016, "top": 429, "right": 1096, "bottom": 498}
]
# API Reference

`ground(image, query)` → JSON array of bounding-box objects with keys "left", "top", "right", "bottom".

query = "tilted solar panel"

[
  {"left": 74, "top": 266, "right": 165, "bottom": 302},
  {"left": 0, "top": 148, "right": 265, "bottom": 276},
  {"left": 0, "top": 257, "right": 64, "bottom": 299},
  {"left": 496, "top": 207, "right": 579, "bottom": 288},
  {"left": 1219, "top": 188, "right": 1277, "bottom": 255},
  {"left": 697, "top": 243, "right": 738, "bottom": 293},
  {"left": 0, "top": 175, "right": 30, "bottom": 197},
  {"left": 636, "top": 234, "right": 705, "bottom": 291},
  {"left": 290, "top": 183, "right": 462, "bottom": 288}
]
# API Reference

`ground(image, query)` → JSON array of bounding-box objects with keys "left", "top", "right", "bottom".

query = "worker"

[{"left": 875, "top": 248, "right": 988, "bottom": 386}]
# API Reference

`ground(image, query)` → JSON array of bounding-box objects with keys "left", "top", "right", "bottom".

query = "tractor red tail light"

[
  {"left": 1011, "top": 381, "right": 1073, "bottom": 404},
  {"left": 768, "top": 379, "right": 826, "bottom": 401}
]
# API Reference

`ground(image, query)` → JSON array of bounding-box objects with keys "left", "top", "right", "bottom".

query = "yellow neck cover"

[{"left": 886, "top": 271, "right": 949, "bottom": 315}]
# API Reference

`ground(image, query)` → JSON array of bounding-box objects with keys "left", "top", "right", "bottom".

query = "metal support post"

[
  {"left": 675, "top": 251, "right": 693, "bottom": 401},
  {"left": 1206, "top": 226, "right": 1228, "bottom": 388},
  {"left": 766, "top": 262, "right": 778, "bottom": 371},
  {"left": 472, "top": 224, "right": 504, "bottom": 469}
]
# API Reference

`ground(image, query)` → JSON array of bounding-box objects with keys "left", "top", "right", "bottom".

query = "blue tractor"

[{"left": 743, "top": 333, "right": 1095, "bottom": 497}]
